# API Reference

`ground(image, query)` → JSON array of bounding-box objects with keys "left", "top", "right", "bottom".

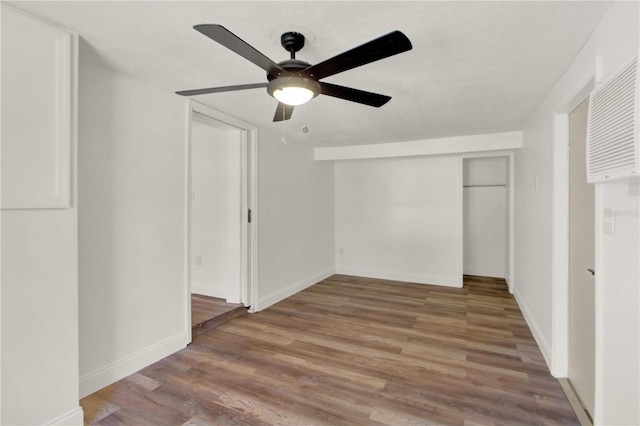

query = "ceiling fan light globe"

[
  {"left": 268, "top": 76, "right": 320, "bottom": 106},
  {"left": 274, "top": 87, "right": 315, "bottom": 106}
]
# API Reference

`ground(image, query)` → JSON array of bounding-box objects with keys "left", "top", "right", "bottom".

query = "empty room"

[{"left": 1, "top": 1, "right": 639, "bottom": 425}]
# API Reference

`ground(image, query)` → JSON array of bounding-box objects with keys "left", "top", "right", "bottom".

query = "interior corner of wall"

[
  {"left": 78, "top": 331, "right": 187, "bottom": 399},
  {"left": 513, "top": 289, "right": 553, "bottom": 373},
  {"left": 257, "top": 267, "right": 335, "bottom": 311}
]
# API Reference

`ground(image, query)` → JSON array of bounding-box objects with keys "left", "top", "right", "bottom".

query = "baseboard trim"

[
  {"left": 191, "top": 281, "right": 225, "bottom": 298},
  {"left": 335, "top": 267, "right": 462, "bottom": 288},
  {"left": 47, "top": 406, "right": 84, "bottom": 425},
  {"left": 513, "top": 289, "right": 552, "bottom": 370},
  {"left": 79, "top": 331, "right": 188, "bottom": 398},
  {"left": 257, "top": 267, "right": 335, "bottom": 311}
]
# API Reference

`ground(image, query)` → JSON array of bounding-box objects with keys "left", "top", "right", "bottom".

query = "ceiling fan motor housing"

[{"left": 281, "top": 31, "right": 305, "bottom": 56}]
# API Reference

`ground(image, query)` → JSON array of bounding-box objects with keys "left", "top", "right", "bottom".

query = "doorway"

[
  {"left": 567, "top": 97, "right": 595, "bottom": 419},
  {"left": 190, "top": 114, "right": 241, "bottom": 301},
  {"left": 185, "top": 102, "right": 258, "bottom": 341},
  {"left": 462, "top": 156, "right": 512, "bottom": 284}
]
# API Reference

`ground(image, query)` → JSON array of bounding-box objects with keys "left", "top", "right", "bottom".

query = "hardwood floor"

[
  {"left": 191, "top": 295, "right": 246, "bottom": 339},
  {"left": 81, "top": 275, "right": 578, "bottom": 425}
]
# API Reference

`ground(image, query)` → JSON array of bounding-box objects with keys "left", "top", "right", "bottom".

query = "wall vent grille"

[{"left": 586, "top": 55, "right": 639, "bottom": 183}]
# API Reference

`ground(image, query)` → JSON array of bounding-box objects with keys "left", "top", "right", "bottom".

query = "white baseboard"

[
  {"left": 513, "top": 289, "right": 552, "bottom": 370},
  {"left": 79, "top": 331, "right": 188, "bottom": 398},
  {"left": 191, "top": 281, "right": 225, "bottom": 298},
  {"left": 335, "top": 267, "right": 462, "bottom": 288},
  {"left": 504, "top": 275, "right": 512, "bottom": 293},
  {"left": 47, "top": 406, "right": 84, "bottom": 425},
  {"left": 257, "top": 267, "right": 335, "bottom": 311}
]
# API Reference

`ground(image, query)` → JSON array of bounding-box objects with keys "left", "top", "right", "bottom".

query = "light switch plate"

[{"left": 603, "top": 208, "right": 615, "bottom": 235}]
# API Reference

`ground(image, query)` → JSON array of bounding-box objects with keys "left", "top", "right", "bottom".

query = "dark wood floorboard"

[{"left": 82, "top": 275, "right": 578, "bottom": 425}]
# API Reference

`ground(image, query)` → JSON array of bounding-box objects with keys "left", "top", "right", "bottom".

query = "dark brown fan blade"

[
  {"left": 320, "top": 82, "right": 391, "bottom": 107},
  {"left": 273, "top": 102, "right": 294, "bottom": 122},
  {"left": 176, "top": 82, "right": 267, "bottom": 97},
  {"left": 194, "top": 25, "right": 286, "bottom": 77},
  {"left": 303, "top": 31, "right": 412, "bottom": 80}
]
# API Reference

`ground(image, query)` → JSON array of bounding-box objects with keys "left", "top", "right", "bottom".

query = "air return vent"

[{"left": 586, "top": 55, "right": 639, "bottom": 183}]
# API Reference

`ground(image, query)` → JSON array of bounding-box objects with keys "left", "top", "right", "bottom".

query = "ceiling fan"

[{"left": 176, "top": 25, "right": 413, "bottom": 122}]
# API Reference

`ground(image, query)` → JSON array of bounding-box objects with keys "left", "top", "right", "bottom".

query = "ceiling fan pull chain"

[
  {"left": 303, "top": 102, "right": 309, "bottom": 133},
  {"left": 281, "top": 109, "right": 287, "bottom": 144}
]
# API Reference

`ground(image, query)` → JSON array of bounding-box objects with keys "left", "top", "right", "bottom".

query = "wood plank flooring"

[
  {"left": 191, "top": 295, "right": 246, "bottom": 339},
  {"left": 81, "top": 275, "right": 578, "bottom": 425}
]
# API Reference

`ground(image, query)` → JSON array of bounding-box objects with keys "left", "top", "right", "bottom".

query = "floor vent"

[{"left": 586, "top": 55, "right": 639, "bottom": 183}]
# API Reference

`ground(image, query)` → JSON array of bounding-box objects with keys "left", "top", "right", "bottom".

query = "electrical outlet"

[{"left": 196, "top": 256, "right": 202, "bottom": 266}]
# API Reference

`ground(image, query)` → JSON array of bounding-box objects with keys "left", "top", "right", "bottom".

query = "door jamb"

[
  {"left": 550, "top": 81, "right": 593, "bottom": 378},
  {"left": 183, "top": 101, "right": 259, "bottom": 343}
]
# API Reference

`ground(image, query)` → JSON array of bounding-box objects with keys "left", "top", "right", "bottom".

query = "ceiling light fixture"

[{"left": 268, "top": 76, "right": 320, "bottom": 106}]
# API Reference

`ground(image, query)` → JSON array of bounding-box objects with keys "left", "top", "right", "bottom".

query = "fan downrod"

[{"left": 281, "top": 32, "right": 305, "bottom": 59}]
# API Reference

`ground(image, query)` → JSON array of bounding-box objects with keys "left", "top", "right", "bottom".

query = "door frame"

[
  {"left": 183, "top": 101, "right": 259, "bottom": 342},
  {"left": 459, "top": 152, "right": 515, "bottom": 290},
  {"left": 550, "top": 80, "right": 594, "bottom": 378}
]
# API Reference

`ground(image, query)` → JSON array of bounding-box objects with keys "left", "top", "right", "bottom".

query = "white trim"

[
  {"left": 79, "top": 332, "right": 188, "bottom": 398},
  {"left": 593, "top": 183, "right": 604, "bottom": 424},
  {"left": 183, "top": 101, "right": 193, "bottom": 343},
  {"left": 315, "top": 131, "right": 522, "bottom": 161},
  {"left": 335, "top": 268, "right": 462, "bottom": 288},
  {"left": 249, "top": 127, "right": 259, "bottom": 312},
  {"left": 185, "top": 102, "right": 259, "bottom": 318},
  {"left": 514, "top": 289, "right": 552, "bottom": 368},
  {"left": 456, "top": 156, "right": 464, "bottom": 285},
  {"left": 240, "top": 129, "right": 249, "bottom": 306},
  {"left": 507, "top": 152, "right": 515, "bottom": 292},
  {"left": 46, "top": 407, "right": 84, "bottom": 426},
  {"left": 552, "top": 112, "right": 570, "bottom": 377},
  {"left": 258, "top": 268, "right": 335, "bottom": 311}
]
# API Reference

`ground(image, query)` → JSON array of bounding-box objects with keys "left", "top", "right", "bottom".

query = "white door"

[
  {"left": 568, "top": 97, "right": 595, "bottom": 417},
  {"left": 190, "top": 114, "right": 243, "bottom": 303}
]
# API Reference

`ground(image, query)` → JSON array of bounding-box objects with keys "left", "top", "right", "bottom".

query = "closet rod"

[{"left": 463, "top": 184, "right": 506, "bottom": 188}]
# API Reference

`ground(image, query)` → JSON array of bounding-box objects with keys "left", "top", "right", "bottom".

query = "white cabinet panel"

[{"left": 1, "top": 7, "right": 73, "bottom": 209}]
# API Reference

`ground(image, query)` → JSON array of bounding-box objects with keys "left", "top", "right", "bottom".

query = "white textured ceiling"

[{"left": 7, "top": 1, "right": 611, "bottom": 146}]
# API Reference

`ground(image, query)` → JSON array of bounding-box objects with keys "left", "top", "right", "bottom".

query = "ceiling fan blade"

[
  {"left": 303, "top": 31, "right": 412, "bottom": 80},
  {"left": 176, "top": 82, "right": 267, "bottom": 97},
  {"left": 320, "top": 82, "right": 391, "bottom": 107},
  {"left": 273, "top": 102, "right": 294, "bottom": 122},
  {"left": 194, "top": 24, "right": 286, "bottom": 77}
]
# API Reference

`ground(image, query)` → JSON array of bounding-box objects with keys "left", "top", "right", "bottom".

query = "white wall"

[
  {"left": 597, "top": 182, "right": 639, "bottom": 425},
  {"left": 257, "top": 128, "right": 336, "bottom": 310},
  {"left": 1, "top": 7, "right": 82, "bottom": 425},
  {"left": 514, "top": 93, "right": 555, "bottom": 360},
  {"left": 190, "top": 116, "right": 241, "bottom": 301},
  {"left": 335, "top": 155, "right": 462, "bottom": 287},
  {"left": 514, "top": 2, "right": 639, "bottom": 424},
  {"left": 77, "top": 58, "right": 189, "bottom": 397},
  {"left": 463, "top": 157, "right": 507, "bottom": 278}
]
